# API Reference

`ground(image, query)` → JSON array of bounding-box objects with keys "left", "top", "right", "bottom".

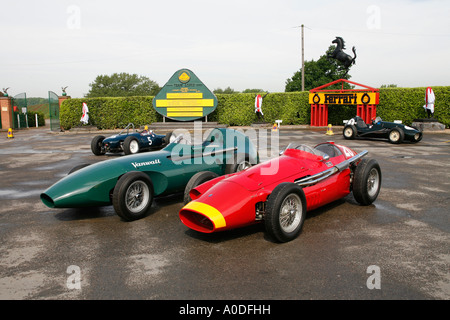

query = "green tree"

[
  {"left": 285, "top": 46, "right": 353, "bottom": 92},
  {"left": 213, "top": 87, "right": 237, "bottom": 94},
  {"left": 242, "top": 89, "right": 265, "bottom": 93},
  {"left": 86, "top": 73, "right": 160, "bottom": 97}
]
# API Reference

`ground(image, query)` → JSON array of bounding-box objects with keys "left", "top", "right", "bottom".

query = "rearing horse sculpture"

[{"left": 328, "top": 37, "right": 356, "bottom": 74}]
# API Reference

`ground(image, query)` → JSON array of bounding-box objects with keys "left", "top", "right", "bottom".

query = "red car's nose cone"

[
  {"left": 179, "top": 180, "right": 261, "bottom": 233},
  {"left": 179, "top": 201, "right": 227, "bottom": 233}
]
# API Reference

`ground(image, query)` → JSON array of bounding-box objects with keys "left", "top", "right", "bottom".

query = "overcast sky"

[{"left": 1, "top": 0, "right": 449, "bottom": 98}]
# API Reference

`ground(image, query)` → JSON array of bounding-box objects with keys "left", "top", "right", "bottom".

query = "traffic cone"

[
  {"left": 325, "top": 124, "right": 334, "bottom": 135},
  {"left": 272, "top": 123, "right": 278, "bottom": 132},
  {"left": 7, "top": 128, "right": 14, "bottom": 139}
]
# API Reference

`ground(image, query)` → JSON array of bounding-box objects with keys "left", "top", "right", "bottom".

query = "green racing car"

[
  {"left": 41, "top": 128, "right": 259, "bottom": 221},
  {"left": 343, "top": 116, "right": 423, "bottom": 143}
]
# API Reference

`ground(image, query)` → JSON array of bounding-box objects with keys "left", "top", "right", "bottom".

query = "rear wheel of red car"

[
  {"left": 343, "top": 125, "right": 356, "bottom": 140},
  {"left": 91, "top": 135, "right": 105, "bottom": 155},
  {"left": 388, "top": 128, "right": 404, "bottom": 144},
  {"left": 113, "top": 172, "right": 154, "bottom": 221},
  {"left": 183, "top": 171, "right": 219, "bottom": 204},
  {"left": 123, "top": 136, "right": 140, "bottom": 155},
  {"left": 265, "top": 183, "right": 307, "bottom": 243},
  {"left": 352, "top": 158, "right": 381, "bottom": 206}
]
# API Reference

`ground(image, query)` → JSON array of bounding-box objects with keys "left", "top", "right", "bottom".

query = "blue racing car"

[{"left": 91, "top": 123, "right": 173, "bottom": 155}]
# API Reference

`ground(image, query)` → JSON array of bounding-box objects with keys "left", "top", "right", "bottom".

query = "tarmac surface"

[{"left": 0, "top": 125, "right": 449, "bottom": 301}]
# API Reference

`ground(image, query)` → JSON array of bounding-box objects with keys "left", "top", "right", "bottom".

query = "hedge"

[
  {"left": 10, "top": 111, "right": 45, "bottom": 128},
  {"left": 377, "top": 87, "right": 449, "bottom": 126},
  {"left": 60, "top": 96, "right": 162, "bottom": 130},
  {"left": 60, "top": 87, "right": 450, "bottom": 130}
]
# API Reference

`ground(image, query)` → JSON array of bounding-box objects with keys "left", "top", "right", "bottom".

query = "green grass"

[{"left": 27, "top": 103, "right": 49, "bottom": 118}]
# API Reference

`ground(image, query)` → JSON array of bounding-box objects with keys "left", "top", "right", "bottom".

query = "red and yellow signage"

[{"left": 309, "top": 92, "right": 379, "bottom": 105}]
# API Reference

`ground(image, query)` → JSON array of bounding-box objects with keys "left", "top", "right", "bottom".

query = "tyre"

[
  {"left": 343, "top": 125, "right": 356, "bottom": 140},
  {"left": 91, "top": 135, "right": 105, "bottom": 155},
  {"left": 123, "top": 136, "right": 140, "bottom": 155},
  {"left": 225, "top": 153, "right": 253, "bottom": 174},
  {"left": 265, "top": 183, "right": 307, "bottom": 243},
  {"left": 388, "top": 128, "right": 404, "bottom": 144},
  {"left": 68, "top": 163, "right": 90, "bottom": 175},
  {"left": 183, "top": 171, "right": 219, "bottom": 204},
  {"left": 412, "top": 132, "right": 423, "bottom": 143},
  {"left": 112, "top": 172, "right": 154, "bottom": 221},
  {"left": 163, "top": 131, "right": 174, "bottom": 145},
  {"left": 352, "top": 158, "right": 381, "bottom": 205}
]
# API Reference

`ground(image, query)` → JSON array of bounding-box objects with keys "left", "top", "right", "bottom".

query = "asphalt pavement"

[{"left": 0, "top": 125, "right": 449, "bottom": 301}]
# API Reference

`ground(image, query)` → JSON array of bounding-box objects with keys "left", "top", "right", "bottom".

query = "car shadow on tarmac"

[
  {"left": 181, "top": 197, "right": 360, "bottom": 244},
  {"left": 54, "top": 206, "right": 116, "bottom": 221}
]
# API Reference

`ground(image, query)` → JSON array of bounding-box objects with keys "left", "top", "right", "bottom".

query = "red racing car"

[{"left": 179, "top": 142, "right": 381, "bottom": 243}]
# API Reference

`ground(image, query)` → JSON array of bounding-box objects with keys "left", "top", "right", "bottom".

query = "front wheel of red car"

[
  {"left": 352, "top": 158, "right": 381, "bottom": 206},
  {"left": 113, "top": 172, "right": 154, "bottom": 221},
  {"left": 265, "top": 183, "right": 307, "bottom": 243},
  {"left": 183, "top": 171, "right": 219, "bottom": 204}
]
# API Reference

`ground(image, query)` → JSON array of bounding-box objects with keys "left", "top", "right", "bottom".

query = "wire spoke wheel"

[
  {"left": 236, "top": 160, "right": 252, "bottom": 172},
  {"left": 125, "top": 181, "right": 149, "bottom": 213},
  {"left": 352, "top": 158, "right": 382, "bottom": 205},
  {"left": 279, "top": 194, "right": 303, "bottom": 233},
  {"left": 366, "top": 167, "right": 380, "bottom": 198},
  {"left": 265, "top": 183, "right": 307, "bottom": 243},
  {"left": 113, "top": 172, "right": 154, "bottom": 221}
]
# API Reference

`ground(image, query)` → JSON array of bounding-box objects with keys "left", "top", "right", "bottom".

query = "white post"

[
  {"left": 35, "top": 114, "right": 38, "bottom": 127},
  {"left": 17, "top": 114, "right": 20, "bottom": 129},
  {"left": 301, "top": 24, "right": 305, "bottom": 92}
]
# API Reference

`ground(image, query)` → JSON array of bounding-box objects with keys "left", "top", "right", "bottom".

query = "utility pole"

[{"left": 301, "top": 24, "right": 305, "bottom": 91}]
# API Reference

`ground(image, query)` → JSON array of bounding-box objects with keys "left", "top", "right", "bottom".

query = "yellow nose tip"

[{"left": 180, "top": 201, "right": 226, "bottom": 230}]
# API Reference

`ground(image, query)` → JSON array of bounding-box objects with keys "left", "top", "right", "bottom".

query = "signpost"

[
  {"left": 309, "top": 79, "right": 379, "bottom": 126},
  {"left": 152, "top": 69, "right": 217, "bottom": 122}
]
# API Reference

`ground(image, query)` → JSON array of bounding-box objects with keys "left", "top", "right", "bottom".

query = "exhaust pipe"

[{"left": 295, "top": 150, "right": 368, "bottom": 187}]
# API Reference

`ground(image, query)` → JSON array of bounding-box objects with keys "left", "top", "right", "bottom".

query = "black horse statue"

[{"left": 328, "top": 37, "right": 356, "bottom": 74}]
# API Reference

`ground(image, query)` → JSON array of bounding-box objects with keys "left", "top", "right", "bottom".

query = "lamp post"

[{"left": 301, "top": 24, "right": 304, "bottom": 92}]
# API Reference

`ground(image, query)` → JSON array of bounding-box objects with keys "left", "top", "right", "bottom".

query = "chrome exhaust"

[{"left": 295, "top": 150, "right": 368, "bottom": 187}]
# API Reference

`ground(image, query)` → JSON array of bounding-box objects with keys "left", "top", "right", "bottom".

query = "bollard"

[
  {"left": 7, "top": 128, "right": 14, "bottom": 139},
  {"left": 272, "top": 123, "right": 278, "bottom": 132},
  {"left": 325, "top": 124, "right": 334, "bottom": 135}
]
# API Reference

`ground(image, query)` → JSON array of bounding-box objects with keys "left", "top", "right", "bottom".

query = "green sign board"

[{"left": 152, "top": 69, "right": 218, "bottom": 122}]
